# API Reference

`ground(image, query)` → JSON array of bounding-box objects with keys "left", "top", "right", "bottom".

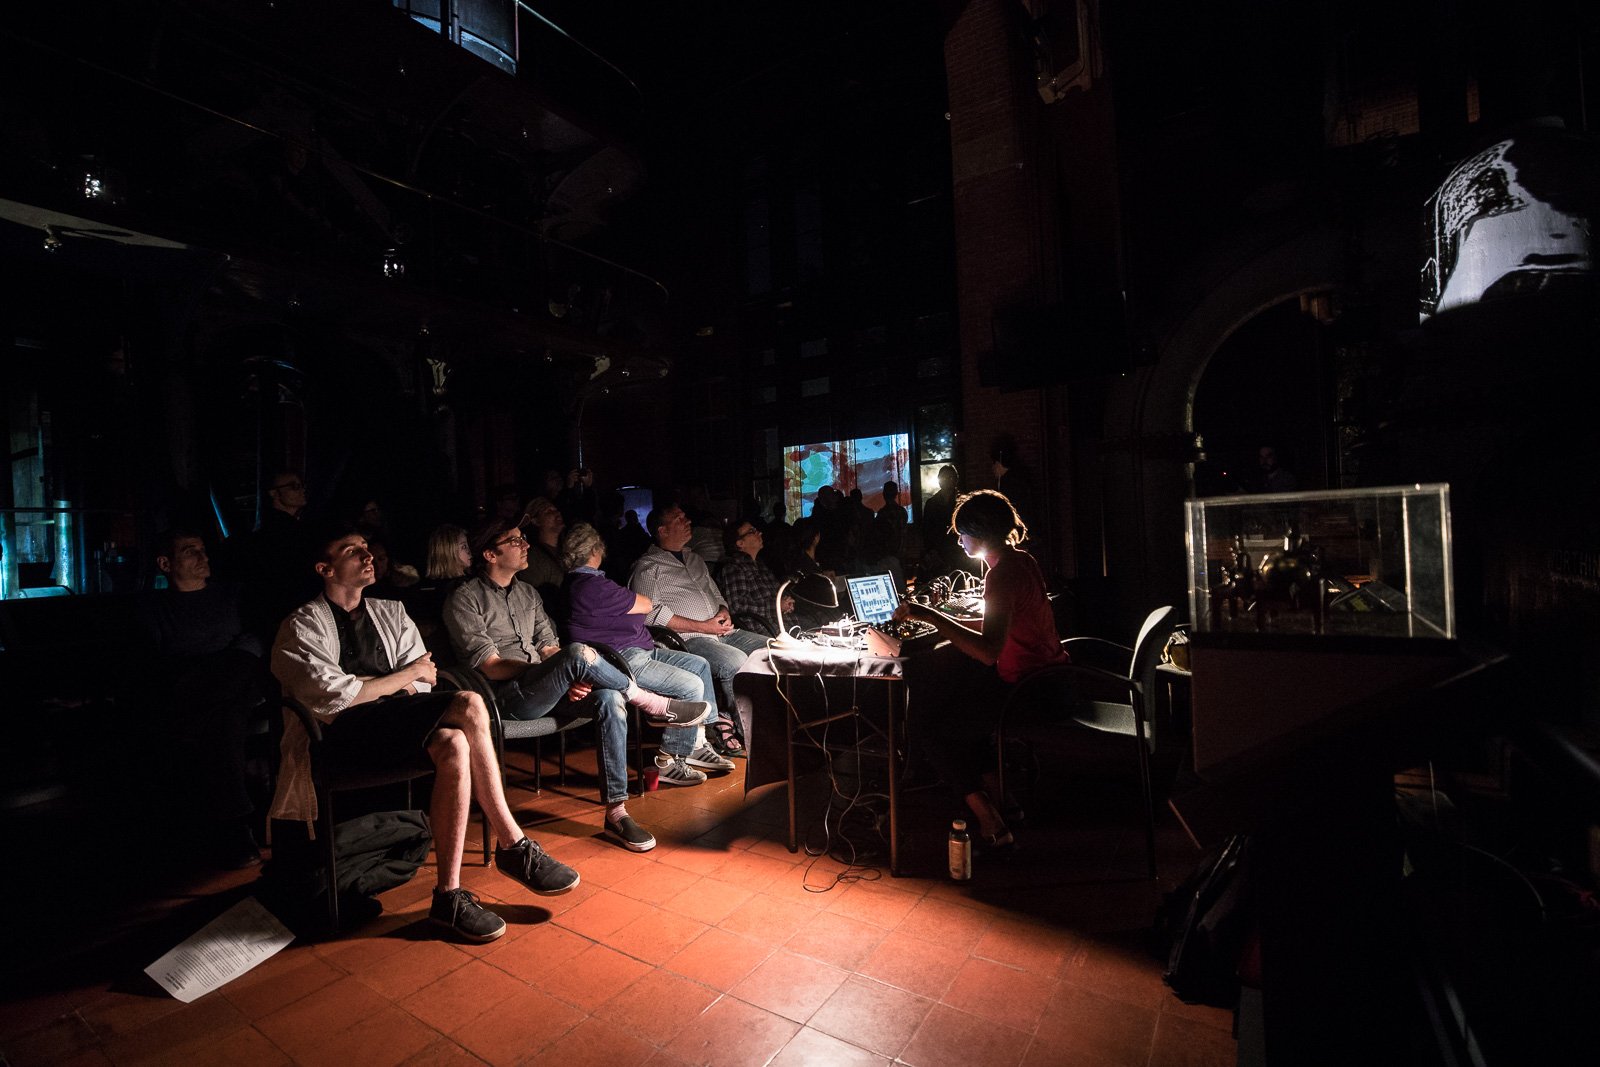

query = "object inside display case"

[{"left": 1187, "top": 484, "right": 1454, "bottom": 639}]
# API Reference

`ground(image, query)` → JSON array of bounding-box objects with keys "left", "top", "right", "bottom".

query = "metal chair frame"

[{"left": 996, "top": 605, "right": 1178, "bottom": 879}]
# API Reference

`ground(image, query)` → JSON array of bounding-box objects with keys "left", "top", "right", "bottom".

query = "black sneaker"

[
  {"left": 496, "top": 837, "right": 581, "bottom": 895},
  {"left": 605, "top": 814, "right": 657, "bottom": 853},
  {"left": 430, "top": 887, "right": 507, "bottom": 943}
]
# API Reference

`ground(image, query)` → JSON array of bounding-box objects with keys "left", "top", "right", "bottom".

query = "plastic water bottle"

[{"left": 948, "top": 819, "right": 972, "bottom": 881}]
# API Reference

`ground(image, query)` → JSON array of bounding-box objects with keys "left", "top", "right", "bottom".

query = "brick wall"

[{"left": 944, "top": 0, "right": 1056, "bottom": 564}]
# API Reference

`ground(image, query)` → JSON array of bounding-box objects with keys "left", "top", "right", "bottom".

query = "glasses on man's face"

[
  {"left": 496, "top": 535, "right": 529, "bottom": 549},
  {"left": 273, "top": 480, "right": 305, "bottom": 492},
  {"left": 736, "top": 528, "right": 757, "bottom": 541}
]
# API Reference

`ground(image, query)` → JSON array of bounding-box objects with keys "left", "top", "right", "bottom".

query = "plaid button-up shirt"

[{"left": 716, "top": 554, "right": 781, "bottom": 634}]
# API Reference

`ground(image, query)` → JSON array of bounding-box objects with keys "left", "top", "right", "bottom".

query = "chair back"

[{"left": 1129, "top": 605, "right": 1177, "bottom": 743}]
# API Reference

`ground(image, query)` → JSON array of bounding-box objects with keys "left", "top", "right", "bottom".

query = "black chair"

[
  {"left": 732, "top": 611, "right": 776, "bottom": 638},
  {"left": 281, "top": 693, "right": 490, "bottom": 934},
  {"left": 648, "top": 624, "right": 689, "bottom": 652},
  {"left": 995, "top": 605, "right": 1179, "bottom": 878}
]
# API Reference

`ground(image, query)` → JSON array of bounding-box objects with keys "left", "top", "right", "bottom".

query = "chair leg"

[
  {"left": 558, "top": 731, "right": 568, "bottom": 786},
  {"left": 532, "top": 736, "right": 544, "bottom": 794},
  {"left": 1134, "top": 710, "right": 1158, "bottom": 879},
  {"left": 631, "top": 707, "right": 645, "bottom": 796},
  {"left": 995, "top": 717, "right": 1008, "bottom": 815},
  {"left": 320, "top": 795, "right": 339, "bottom": 935}
]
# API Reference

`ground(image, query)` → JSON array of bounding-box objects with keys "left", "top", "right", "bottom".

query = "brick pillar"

[{"left": 944, "top": 0, "right": 1060, "bottom": 565}]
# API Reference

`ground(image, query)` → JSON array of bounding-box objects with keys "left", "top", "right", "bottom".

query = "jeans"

[
  {"left": 502, "top": 642, "right": 721, "bottom": 802},
  {"left": 620, "top": 645, "right": 718, "bottom": 758},
  {"left": 501, "top": 641, "right": 640, "bottom": 806},
  {"left": 682, "top": 629, "right": 767, "bottom": 729}
]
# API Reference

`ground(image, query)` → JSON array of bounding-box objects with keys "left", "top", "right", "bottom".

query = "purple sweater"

[{"left": 565, "top": 566, "right": 652, "bottom": 652}]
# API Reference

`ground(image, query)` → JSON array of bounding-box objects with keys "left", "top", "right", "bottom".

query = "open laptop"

[
  {"left": 847, "top": 573, "right": 940, "bottom": 654},
  {"left": 845, "top": 573, "right": 901, "bottom": 626}
]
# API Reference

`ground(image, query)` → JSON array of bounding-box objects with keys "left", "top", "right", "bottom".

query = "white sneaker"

[
  {"left": 654, "top": 753, "right": 708, "bottom": 786},
  {"left": 685, "top": 744, "right": 736, "bottom": 773}
]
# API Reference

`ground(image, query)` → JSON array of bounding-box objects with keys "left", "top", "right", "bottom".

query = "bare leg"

[
  {"left": 436, "top": 691, "right": 524, "bottom": 848},
  {"left": 427, "top": 727, "right": 471, "bottom": 890}
]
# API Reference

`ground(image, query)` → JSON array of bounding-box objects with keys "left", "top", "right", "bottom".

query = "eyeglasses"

[
  {"left": 495, "top": 535, "right": 529, "bottom": 549},
  {"left": 735, "top": 528, "right": 758, "bottom": 540},
  {"left": 273, "top": 480, "right": 304, "bottom": 492}
]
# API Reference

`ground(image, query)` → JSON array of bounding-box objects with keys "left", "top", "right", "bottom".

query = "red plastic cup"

[{"left": 643, "top": 767, "right": 660, "bottom": 792}]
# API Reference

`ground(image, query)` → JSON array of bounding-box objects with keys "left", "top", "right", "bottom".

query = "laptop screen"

[{"left": 846, "top": 573, "right": 900, "bottom": 626}]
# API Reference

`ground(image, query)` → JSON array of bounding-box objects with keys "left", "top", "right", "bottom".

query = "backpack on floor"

[{"left": 1154, "top": 833, "right": 1253, "bottom": 1006}]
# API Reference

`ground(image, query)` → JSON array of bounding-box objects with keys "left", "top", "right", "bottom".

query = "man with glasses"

[
  {"left": 443, "top": 519, "right": 717, "bottom": 852},
  {"left": 631, "top": 505, "right": 770, "bottom": 753},
  {"left": 273, "top": 523, "right": 581, "bottom": 942},
  {"left": 716, "top": 521, "right": 792, "bottom": 637}
]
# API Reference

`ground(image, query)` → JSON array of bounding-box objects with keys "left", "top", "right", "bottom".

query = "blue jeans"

[
  {"left": 682, "top": 630, "right": 767, "bottom": 729},
  {"left": 502, "top": 642, "right": 722, "bottom": 802},
  {"left": 501, "top": 641, "right": 644, "bottom": 806},
  {"left": 620, "top": 645, "right": 718, "bottom": 758}
]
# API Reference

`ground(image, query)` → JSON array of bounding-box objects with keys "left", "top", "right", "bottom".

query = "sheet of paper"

[{"left": 144, "top": 896, "right": 295, "bottom": 1003}]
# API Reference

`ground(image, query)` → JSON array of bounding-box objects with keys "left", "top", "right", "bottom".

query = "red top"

[{"left": 987, "top": 547, "right": 1066, "bottom": 683}]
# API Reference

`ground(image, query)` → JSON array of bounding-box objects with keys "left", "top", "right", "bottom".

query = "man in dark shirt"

[{"left": 139, "top": 529, "right": 269, "bottom": 868}]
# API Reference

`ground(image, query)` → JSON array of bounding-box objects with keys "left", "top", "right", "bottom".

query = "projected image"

[{"left": 783, "top": 434, "right": 912, "bottom": 521}]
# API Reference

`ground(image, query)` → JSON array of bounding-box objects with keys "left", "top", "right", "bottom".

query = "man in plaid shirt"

[{"left": 715, "top": 520, "right": 791, "bottom": 637}]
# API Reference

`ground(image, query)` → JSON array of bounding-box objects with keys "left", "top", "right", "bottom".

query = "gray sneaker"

[
  {"left": 685, "top": 743, "right": 736, "bottom": 773},
  {"left": 654, "top": 753, "right": 708, "bottom": 786},
  {"left": 430, "top": 888, "right": 507, "bottom": 943},
  {"left": 495, "top": 837, "right": 581, "bottom": 895},
  {"left": 642, "top": 699, "right": 714, "bottom": 727}
]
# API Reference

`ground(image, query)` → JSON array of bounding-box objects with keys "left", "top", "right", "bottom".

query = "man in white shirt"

[{"left": 271, "top": 524, "right": 580, "bottom": 942}]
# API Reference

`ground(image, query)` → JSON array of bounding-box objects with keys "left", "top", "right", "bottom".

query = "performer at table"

[{"left": 891, "top": 490, "right": 1064, "bottom": 848}]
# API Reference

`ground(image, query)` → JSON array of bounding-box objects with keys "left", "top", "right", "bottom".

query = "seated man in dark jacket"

[{"left": 138, "top": 529, "right": 270, "bottom": 868}]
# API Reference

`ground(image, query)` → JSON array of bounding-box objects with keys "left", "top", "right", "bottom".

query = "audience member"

[
  {"left": 605, "top": 508, "right": 652, "bottom": 582},
  {"left": 520, "top": 497, "right": 567, "bottom": 612},
  {"left": 558, "top": 467, "right": 598, "bottom": 525},
  {"left": 921, "top": 464, "right": 961, "bottom": 578},
  {"left": 423, "top": 524, "right": 472, "bottom": 582},
  {"left": 443, "top": 519, "right": 718, "bottom": 851},
  {"left": 812, "top": 485, "right": 852, "bottom": 572},
  {"left": 717, "top": 520, "right": 790, "bottom": 636},
  {"left": 562, "top": 522, "right": 744, "bottom": 766},
  {"left": 629, "top": 505, "right": 768, "bottom": 751},
  {"left": 366, "top": 535, "right": 418, "bottom": 593},
  {"left": 876, "top": 480, "right": 908, "bottom": 558},
  {"left": 271, "top": 523, "right": 581, "bottom": 942},
  {"left": 990, "top": 443, "right": 1037, "bottom": 536},
  {"left": 858, "top": 516, "right": 905, "bottom": 593},
  {"left": 242, "top": 468, "right": 316, "bottom": 640},
  {"left": 489, "top": 483, "right": 524, "bottom": 525},
  {"left": 138, "top": 529, "right": 270, "bottom": 869},
  {"left": 788, "top": 517, "right": 827, "bottom": 577},
  {"left": 1258, "top": 445, "right": 1298, "bottom": 493},
  {"left": 688, "top": 511, "right": 726, "bottom": 565}
]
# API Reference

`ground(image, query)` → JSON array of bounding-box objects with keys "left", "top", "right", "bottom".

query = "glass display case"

[{"left": 1186, "top": 483, "right": 1454, "bottom": 640}]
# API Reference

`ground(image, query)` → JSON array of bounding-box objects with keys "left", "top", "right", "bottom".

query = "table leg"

[
  {"left": 786, "top": 678, "right": 799, "bottom": 854},
  {"left": 887, "top": 679, "right": 900, "bottom": 876}
]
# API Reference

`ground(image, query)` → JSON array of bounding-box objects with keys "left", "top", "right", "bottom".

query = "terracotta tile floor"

[{"left": 0, "top": 744, "right": 1235, "bottom": 1066}]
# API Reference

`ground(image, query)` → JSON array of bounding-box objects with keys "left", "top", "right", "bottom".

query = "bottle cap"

[{"left": 951, "top": 820, "right": 967, "bottom": 831}]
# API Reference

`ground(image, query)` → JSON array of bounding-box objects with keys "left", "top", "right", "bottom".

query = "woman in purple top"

[{"left": 561, "top": 524, "right": 746, "bottom": 758}]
